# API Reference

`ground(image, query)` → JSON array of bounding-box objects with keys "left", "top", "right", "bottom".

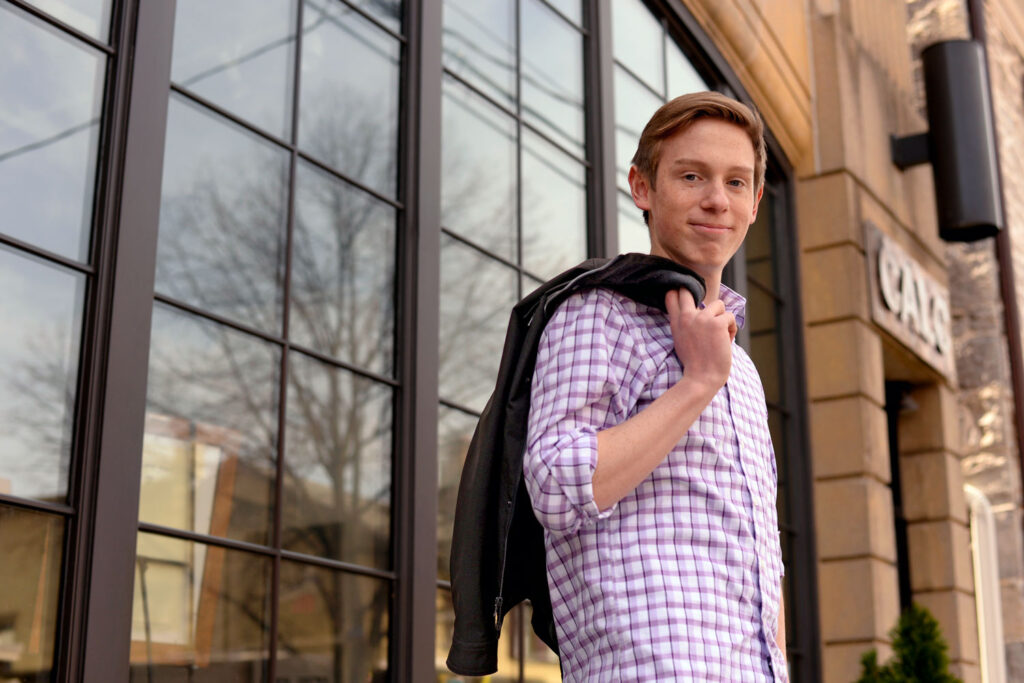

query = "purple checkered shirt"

[{"left": 523, "top": 285, "right": 787, "bottom": 681}]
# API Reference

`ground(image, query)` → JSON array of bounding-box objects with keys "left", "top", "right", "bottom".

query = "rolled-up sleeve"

[{"left": 523, "top": 289, "right": 644, "bottom": 537}]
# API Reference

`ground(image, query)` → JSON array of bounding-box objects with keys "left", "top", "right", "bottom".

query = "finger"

[
  {"left": 726, "top": 313, "right": 738, "bottom": 341},
  {"left": 676, "top": 287, "right": 698, "bottom": 312},
  {"left": 705, "top": 299, "right": 726, "bottom": 316}
]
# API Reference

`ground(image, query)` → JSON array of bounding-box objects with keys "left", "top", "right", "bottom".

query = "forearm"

[{"left": 593, "top": 373, "right": 719, "bottom": 510}]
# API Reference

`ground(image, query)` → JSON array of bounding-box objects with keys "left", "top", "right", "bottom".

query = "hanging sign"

[{"left": 865, "top": 221, "right": 955, "bottom": 380}]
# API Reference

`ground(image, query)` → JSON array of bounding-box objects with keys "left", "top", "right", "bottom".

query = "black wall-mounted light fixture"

[{"left": 891, "top": 39, "right": 1003, "bottom": 242}]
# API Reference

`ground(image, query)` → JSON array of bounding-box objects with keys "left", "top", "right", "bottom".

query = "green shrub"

[{"left": 855, "top": 603, "right": 962, "bottom": 683}]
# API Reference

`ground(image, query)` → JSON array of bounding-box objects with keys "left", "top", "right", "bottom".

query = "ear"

[
  {"left": 628, "top": 166, "right": 652, "bottom": 212},
  {"left": 750, "top": 183, "right": 765, "bottom": 223}
]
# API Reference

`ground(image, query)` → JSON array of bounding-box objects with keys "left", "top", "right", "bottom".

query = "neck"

[{"left": 701, "top": 273, "right": 722, "bottom": 304}]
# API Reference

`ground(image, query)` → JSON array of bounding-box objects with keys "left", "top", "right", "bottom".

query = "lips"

[{"left": 691, "top": 222, "right": 731, "bottom": 231}]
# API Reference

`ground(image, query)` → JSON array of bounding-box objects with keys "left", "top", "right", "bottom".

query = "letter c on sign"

[{"left": 878, "top": 239, "right": 901, "bottom": 313}]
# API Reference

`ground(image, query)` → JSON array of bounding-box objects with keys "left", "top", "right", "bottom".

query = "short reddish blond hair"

[{"left": 631, "top": 91, "right": 766, "bottom": 192}]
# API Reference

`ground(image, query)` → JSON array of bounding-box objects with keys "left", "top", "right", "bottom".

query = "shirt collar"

[{"left": 718, "top": 283, "right": 747, "bottom": 330}]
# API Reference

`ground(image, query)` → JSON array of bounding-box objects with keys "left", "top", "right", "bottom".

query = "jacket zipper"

[{"left": 493, "top": 495, "right": 515, "bottom": 632}]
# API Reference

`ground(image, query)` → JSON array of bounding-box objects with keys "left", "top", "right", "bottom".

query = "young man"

[{"left": 523, "top": 92, "right": 787, "bottom": 680}]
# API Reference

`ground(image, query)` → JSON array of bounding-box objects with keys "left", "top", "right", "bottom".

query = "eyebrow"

[{"left": 669, "top": 158, "right": 754, "bottom": 177}]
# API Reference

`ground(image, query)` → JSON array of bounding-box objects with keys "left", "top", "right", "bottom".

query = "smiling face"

[{"left": 629, "top": 117, "right": 763, "bottom": 293}]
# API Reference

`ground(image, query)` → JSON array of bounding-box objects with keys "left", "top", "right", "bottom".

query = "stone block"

[
  {"left": 822, "top": 641, "right": 891, "bottom": 683},
  {"left": 811, "top": 396, "right": 890, "bottom": 481},
  {"left": 1006, "top": 641, "right": 1024, "bottom": 683},
  {"left": 898, "top": 383, "right": 961, "bottom": 456},
  {"left": 950, "top": 661, "right": 981, "bottom": 683},
  {"left": 914, "top": 590, "right": 980, "bottom": 664},
  {"left": 800, "top": 244, "right": 871, "bottom": 324},
  {"left": 905, "top": 520, "right": 974, "bottom": 593},
  {"left": 815, "top": 476, "right": 896, "bottom": 561},
  {"left": 795, "top": 172, "right": 859, "bottom": 251},
  {"left": 806, "top": 320, "right": 884, "bottom": 403},
  {"left": 899, "top": 451, "right": 968, "bottom": 523},
  {"left": 819, "top": 558, "right": 900, "bottom": 642}
]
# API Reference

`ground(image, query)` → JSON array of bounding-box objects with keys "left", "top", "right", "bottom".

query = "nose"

[{"left": 700, "top": 180, "right": 729, "bottom": 212}]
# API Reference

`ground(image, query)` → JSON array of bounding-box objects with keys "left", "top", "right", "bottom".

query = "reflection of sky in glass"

[
  {"left": 441, "top": 77, "right": 517, "bottom": 259},
  {"left": 171, "top": 0, "right": 297, "bottom": 140},
  {"left": 0, "top": 4, "right": 104, "bottom": 262},
  {"left": 613, "top": 0, "right": 664, "bottom": 94},
  {"left": 544, "top": 0, "right": 580, "bottom": 25},
  {"left": 144, "top": 304, "right": 280, "bottom": 546},
  {"left": 521, "top": 130, "right": 587, "bottom": 280},
  {"left": 300, "top": 0, "right": 400, "bottom": 198},
  {"left": 436, "top": 406, "right": 479, "bottom": 581},
  {"left": 23, "top": 0, "right": 112, "bottom": 42},
  {"left": 614, "top": 66, "right": 662, "bottom": 193},
  {"left": 283, "top": 351, "right": 392, "bottom": 569},
  {"left": 291, "top": 161, "right": 396, "bottom": 376},
  {"left": 520, "top": 0, "right": 584, "bottom": 156},
  {"left": 443, "top": 0, "right": 516, "bottom": 108},
  {"left": 156, "top": 95, "right": 289, "bottom": 335},
  {"left": 617, "top": 190, "right": 650, "bottom": 255},
  {"left": 0, "top": 245, "right": 84, "bottom": 502},
  {"left": 438, "top": 236, "right": 518, "bottom": 412},
  {"left": 667, "top": 39, "right": 708, "bottom": 98},
  {"left": 345, "top": 0, "right": 403, "bottom": 33}
]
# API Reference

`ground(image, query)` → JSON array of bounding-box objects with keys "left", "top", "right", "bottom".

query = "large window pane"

[
  {"left": 299, "top": 0, "right": 400, "bottom": 198},
  {"left": 171, "top": 0, "right": 298, "bottom": 140},
  {"left": 156, "top": 95, "right": 289, "bottom": 335},
  {"left": 521, "top": 130, "right": 587, "bottom": 280},
  {"left": 347, "top": 0, "right": 402, "bottom": 33},
  {"left": 130, "top": 534, "right": 271, "bottom": 682},
  {"left": 0, "top": 506, "right": 64, "bottom": 681},
  {"left": 141, "top": 305, "right": 280, "bottom": 547},
  {"left": 0, "top": 4, "right": 104, "bottom": 262},
  {"left": 612, "top": 0, "right": 664, "bottom": 94},
  {"left": 437, "top": 407, "right": 479, "bottom": 581},
  {"left": 0, "top": 246, "right": 84, "bottom": 503},
  {"left": 441, "top": 77, "right": 518, "bottom": 259},
  {"left": 666, "top": 39, "right": 708, "bottom": 98},
  {"left": 442, "top": 0, "right": 516, "bottom": 109},
  {"left": 21, "top": 0, "right": 112, "bottom": 41},
  {"left": 283, "top": 352, "right": 392, "bottom": 570},
  {"left": 521, "top": 0, "right": 584, "bottom": 156},
  {"left": 617, "top": 190, "right": 650, "bottom": 255},
  {"left": 277, "top": 562, "right": 390, "bottom": 682},
  {"left": 291, "top": 162, "right": 396, "bottom": 377},
  {"left": 613, "top": 66, "right": 662, "bottom": 194},
  {"left": 544, "top": 0, "right": 580, "bottom": 25},
  {"left": 438, "top": 237, "right": 518, "bottom": 412}
]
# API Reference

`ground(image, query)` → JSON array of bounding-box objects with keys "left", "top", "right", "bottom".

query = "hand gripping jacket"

[{"left": 446, "top": 253, "right": 705, "bottom": 675}]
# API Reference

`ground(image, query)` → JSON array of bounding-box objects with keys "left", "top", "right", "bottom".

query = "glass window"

[
  {"left": 155, "top": 95, "right": 290, "bottom": 335},
  {"left": 291, "top": 161, "right": 396, "bottom": 377},
  {"left": 0, "top": 506, "right": 65, "bottom": 681},
  {"left": 436, "top": 406, "right": 479, "bottom": 581},
  {"left": 438, "top": 236, "right": 518, "bottom": 412},
  {"left": 667, "top": 38, "right": 708, "bottom": 98},
  {"left": 277, "top": 561, "right": 391, "bottom": 682},
  {"left": 544, "top": 0, "right": 580, "bottom": 26},
  {"left": 299, "top": 0, "right": 401, "bottom": 197},
  {"left": 442, "top": 0, "right": 517, "bottom": 109},
  {"left": 171, "top": 0, "right": 298, "bottom": 140},
  {"left": 441, "top": 76, "right": 518, "bottom": 259},
  {"left": 617, "top": 191, "right": 650, "bottom": 255},
  {"left": 612, "top": 0, "right": 665, "bottom": 94},
  {"left": 521, "top": 130, "right": 587, "bottom": 280},
  {"left": 346, "top": 0, "right": 402, "bottom": 33},
  {"left": 520, "top": 0, "right": 584, "bottom": 156},
  {"left": 129, "top": 534, "right": 271, "bottom": 681},
  {"left": 0, "top": 3, "right": 105, "bottom": 262},
  {"left": 282, "top": 351, "right": 393, "bottom": 569},
  {"left": 613, "top": 66, "right": 662, "bottom": 195},
  {"left": 0, "top": 245, "right": 84, "bottom": 503},
  {"left": 141, "top": 304, "right": 280, "bottom": 547},
  {"left": 21, "top": 0, "right": 112, "bottom": 42}
]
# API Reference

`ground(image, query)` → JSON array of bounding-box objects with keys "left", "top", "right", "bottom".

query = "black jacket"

[{"left": 446, "top": 253, "right": 705, "bottom": 675}]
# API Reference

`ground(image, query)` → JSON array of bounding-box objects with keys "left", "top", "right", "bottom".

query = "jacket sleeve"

[{"left": 523, "top": 289, "right": 647, "bottom": 537}]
